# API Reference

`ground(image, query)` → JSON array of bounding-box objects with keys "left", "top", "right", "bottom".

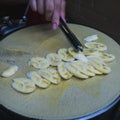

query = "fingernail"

[{"left": 53, "top": 23, "right": 58, "bottom": 30}]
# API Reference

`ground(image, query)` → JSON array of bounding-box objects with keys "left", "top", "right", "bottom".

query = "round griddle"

[{"left": 0, "top": 24, "right": 120, "bottom": 120}]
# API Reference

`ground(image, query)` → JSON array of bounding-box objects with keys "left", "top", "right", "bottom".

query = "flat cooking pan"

[{"left": 0, "top": 24, "right": 120, "bottom": 120}]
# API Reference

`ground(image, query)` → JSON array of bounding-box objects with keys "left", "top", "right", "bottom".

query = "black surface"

[
  {"left": 66, "top": 0, "right": 120, "bottom": 45},
  {"left": 0, "top": 101, "right": 120, "bottom": 120}
]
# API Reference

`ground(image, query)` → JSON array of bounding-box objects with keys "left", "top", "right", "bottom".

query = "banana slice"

[
  {"left": 46, "top": 53, "right": 62, "bottom": 66},
  {"left": 96, "top": 52, "right": 115, "bottom": 62},
  {"left": 58, "top": 62, "right": 73, "bottom": 80},
  {"left": 27, "top": 71, "right": 50, "bottom": 88},
  {"left": 12, "top": 78, "right": 36, "bottom": 93},
  {"left": 83, "top": 48, "right": 92, "bottom": 56},
  {"left": 85, "top": 42, "right": 107, "bottom": 51},
  {"left": 83, "top": 48, "right": 101, "bottom": 56},
  {"left": 38, "top": 68, "right": 60, "bottom": 84},
  {"left": 64, "top": 63, "right": 88, "bottom": 79},
  {"left": 58, "top": 48, "right": 74, "bottom": 62},
  {"left": 28, "top": 57, "right": 50, "bottom": 69},
  {"left": 68, "top": 47, "right": 78, "bottom": 57},
  {"left": 47, "top": 67, "right": 61, "bottom": 84},
  {"left": 83, "top": 49, "right": 115, "bottom": 62},
  {"left": 87, "top": 56, "right": 111, "bottom": 74},
  {"left": 68, "top": 47, "right": 88, "bottom": 62},
  {"left": 83, "top": 62, "right": 102, "bottom": 75},
  {"left": 71, "top": 61, "right": 95, "bottom": 77},
  {"left": 1, "top": 65, "right": 18, "bottom": 77},
  {"left": 83, "top": 34, "right": 98, "bottom": 42}
]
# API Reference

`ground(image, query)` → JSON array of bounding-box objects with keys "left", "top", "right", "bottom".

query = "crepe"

[{"left": 0, "top": 24, "right": 120, "bottom": 120}]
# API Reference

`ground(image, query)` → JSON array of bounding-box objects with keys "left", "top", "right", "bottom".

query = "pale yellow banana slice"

[
  {"left": 83, "top": 48, "right": 115, "bottom": 62},
  {"left": 47, "top": 67, "right": 61, "bottom": 84},
  {"left": 68, "top": 47, "right": 78, "bottom": 57},
  {"left": 27, "top": 71, "right": 50, "bottom": 88},
  {"left": 96, "top": 52, "right": 115, "bottom": 62},
  {"left": 1, "top": 65, "right": 18, "bottom": 77},
  {"left": 83, "top": 48, "right": 92, "bottom": 56},
  {"left": 85, "top": 42, "right": 107, "bottom": 51},
  {"left": 83, "top": 34, "right": 98, "bottom": 42},
  {"left": 64, "top": 63, "right": 88, "bottom": 79},
  {"left": 46, "top": 53, "right": 62, "bottom": 66},
  {"left": 83, "top": 48, "right": 101, "bottom": 56},
  {"left": 38, "top": 68, "right": 60, "bottom": 84},
  {"left": 12, "top": 78, "right": 36, "bottom": 93},
  {"left": 28, "top": 57, "right": 50, "bottom": 69},
  {"left": 87, "top": 56, "right": 111, "bottom": 74},
  {"left": 71, "top": 61, "right": 95, "bottom": 77},
  {"left": 58, "top": 48, "right": 74, "bottom": 62},
  {"left": 83, "top": 62, "right": 102, "bottom": 75},
  {"left": 58, "top": 62, "right": 72, "bottom": 80},
  {"left": 68, "top": 47, "right": 88, "bottom": 62}
]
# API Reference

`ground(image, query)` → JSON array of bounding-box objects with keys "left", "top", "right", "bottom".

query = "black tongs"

[{"left": 59, "top": 17, "right": 84, "bottom": 52}]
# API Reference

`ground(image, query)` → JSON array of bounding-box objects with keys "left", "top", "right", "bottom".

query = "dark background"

[
  {"left": 66, "top": 0, "right": 120, "bottom": 44},
  {"left": 0, "top": 0, "right": 120, "bottom": 120}
]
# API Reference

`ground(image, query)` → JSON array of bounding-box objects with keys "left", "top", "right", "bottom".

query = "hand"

[{"left": 29, "top": 0, "right": 66, "bottom": 30}]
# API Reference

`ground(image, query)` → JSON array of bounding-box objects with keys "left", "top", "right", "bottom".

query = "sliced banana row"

[
  {"left": 11, "top": 56, "right": 112, "bottom": 94},
  {"left": 1, "top": 35, "right": 115, "bottom": 94},
  {"left": 28, "top": 41, "right": 110, "bottom": 71}
]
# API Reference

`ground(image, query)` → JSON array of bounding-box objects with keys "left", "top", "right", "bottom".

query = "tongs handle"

[{"left": 59, "top": 17, "right": 84, "bottom": 51}]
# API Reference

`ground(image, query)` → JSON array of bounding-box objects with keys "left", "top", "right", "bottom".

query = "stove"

[{"left": 0, "top": 16, "right": 27, "bottom": 40}]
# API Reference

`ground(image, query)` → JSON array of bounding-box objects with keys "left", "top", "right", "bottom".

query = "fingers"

[
  {"left": 52, "top": 0, "right": 66, "bottom": 29},
  {"left": 61, "top": 0, "right": 66, "bottom": 20},
  {"left": 45, "top": 0, "right": 54, "bottom": 21},
  {"left": 29, "top": 0, "right": 37, "bottom": 11},
  {"left": 29, "top": 0, "right": 66, "bottom": 30},
  {"left": 52, "top": 0, "right": 61, "bottom": 30},
  {"left": 37, "top": 0, "right": 44, "bottom": 14}
]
